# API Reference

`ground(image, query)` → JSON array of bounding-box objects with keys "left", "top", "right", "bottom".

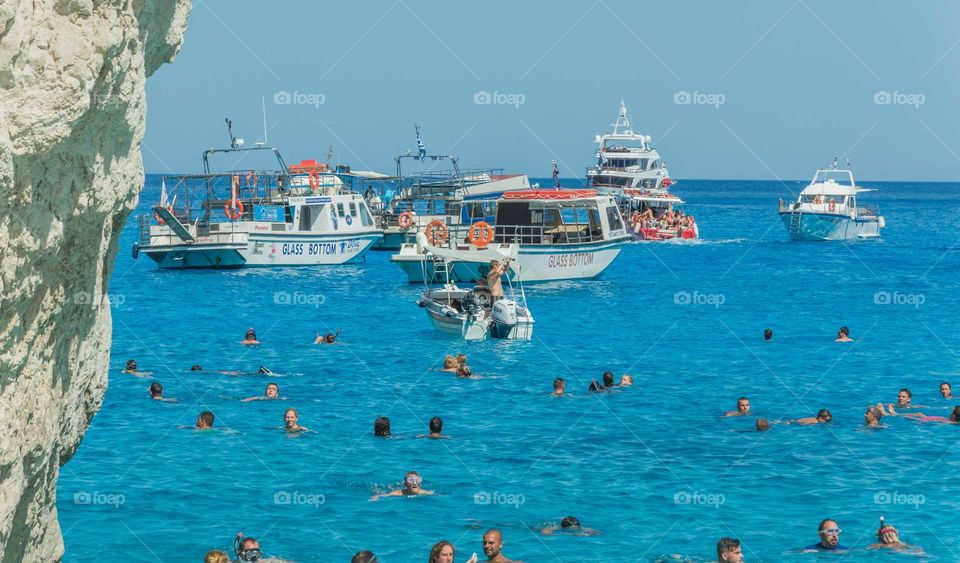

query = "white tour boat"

[
  {"left": 391, "top": 189, "right": 630, "bottom": 283},
  {"left": 415, "top": 234, "right": 534, "bottom": 341},
  {"left": 586, "top": 101, "right": 698, "bottom": 241},
  {"left": 134, "top": 121, "right": 383, "bottom": 268},
  {"left": 778, "top": 161, "right": 885, "bottom": 241}
]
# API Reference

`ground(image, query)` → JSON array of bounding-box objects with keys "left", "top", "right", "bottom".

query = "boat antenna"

[
  {"left": 846, "top": 158, "right": 851, "bottom": 168},
  {"left": 832, "top": 156, "right": 839, "bottom": 169},
  {"left": 415, "top": 124, "right": 426, "bottom": 160},
  {"left": 326, "top": 144, "right": 335, "bottom": 164},
  {"left": 225, "top": 118, "right": 237, "bottom": 149},
  {"left": 261, "top": 97, "right": 268, "bottom": 144}
]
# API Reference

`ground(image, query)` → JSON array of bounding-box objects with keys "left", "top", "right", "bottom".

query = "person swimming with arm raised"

[
  {"left": 589, "top": 371, "right": 616, "bottom": 392},
  {"left": 370, "top": 470, "right": 434, "bottom": 500},
  {"left": 867, "top": 517, "right": 924, "bottom": 553},
  {"left": 241, "top": 382, "right": 284, "bottom": 402},
  {"left": 885, "top": 404, "right": 960, "bottom": 423},
  {"left": 315, "top": 329, "right": 340, "bottom": 344}
]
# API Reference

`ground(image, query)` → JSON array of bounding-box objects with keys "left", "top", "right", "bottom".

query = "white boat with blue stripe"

[{"left": 778, "top": 162, "right": 885, "bottom": 241}]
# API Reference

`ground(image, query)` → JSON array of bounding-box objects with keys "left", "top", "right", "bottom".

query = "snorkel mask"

[{"left": 235, "top": 532, "right": 262, "bottom": 562}]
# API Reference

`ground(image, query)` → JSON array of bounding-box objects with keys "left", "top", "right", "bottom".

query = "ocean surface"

[{"left": 58, "top": 176, "right": 960, "bottom": 562}]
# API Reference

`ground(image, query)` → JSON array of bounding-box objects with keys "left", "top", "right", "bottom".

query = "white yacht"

[
  {"left": 586, "top": 101, "right": 698, "bottom": 240},
  {"left": 134, "top": 121, "right": 382, "bottom": 268},
  {"left": 779, "top": 161, "right": 885, "bottom": 241},
  {"left": 392, "top": 188, "right": 630, "bottom": 283}
]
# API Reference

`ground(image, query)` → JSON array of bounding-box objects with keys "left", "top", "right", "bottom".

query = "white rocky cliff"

[{"left": 0, "top": 1, "right": 191, "bottom": 559}]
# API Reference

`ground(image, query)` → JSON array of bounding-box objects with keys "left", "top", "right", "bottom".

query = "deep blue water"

[{"left": 58, "top": 176, "right": 960, "bottom": 562}]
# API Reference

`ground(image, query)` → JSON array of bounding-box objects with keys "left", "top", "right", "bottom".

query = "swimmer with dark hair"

[
  {"left": 122, "top": 359, "right": 152, "bottom": 378},
  {"left": 148, "top": 382, "right": 176, "bottom": 402},
  {"left": 241, "top": 382, "right": 284, "bottom": 402},
  {"left": 540, "top": 516, "right": 599, "bottom": 536},
  {"left": 241, "top": 327, "right": 260, "bottom": 345},
  {"left": 835, "top": 326, "right": 853, "bottom": 342},
  {"left": 795, "top": 409, "right": 831, "bottom": 425},
  {"left": 190, "top": 364, "right": 203, "bottom": 371},
  {"left": 195, "top": 411, "right": 215, "bottom": 430},
  {"left": 283, "top": 408, "right": 308, "bottom": 432},
  {"left": 370, "top": 470, "right": 434, "bottom": 500},
  {"left": 763, "top": 328, "right": 773, "bottom": 341},
  {"left": 725, "top": 397, "right": 751, "bottom": 417},
  {"left": 418, "top": 416, "right": 448, "bottom": 439},
  {"left": 756, "top": 418, "right": 771, "bottom": 431},
  {"left": 374, "top": 416, "right": 391, "bottom": 437},
  {"left": 551, "top": 377, "right": 567, "bottom": 396},
  {"left": 941, "top": 382, "right": 953, "bottom": 399},
  {"left": 315, "top": 329, "right": 340, "bottom": 344}
]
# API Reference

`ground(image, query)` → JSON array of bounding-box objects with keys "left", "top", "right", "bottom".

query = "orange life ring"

[
  {"left": 245, "top": 171, "right": 258, "bottom": 188},
  {"left": 468, "top": 221, "right": 494, "bottom": 248},
  {"left": 308, "top": 171, "right": 319, "bottom": 193},
  {"left": 398, "top": 211, "right": 414, "bottom": 229},
  {"left": 426, "top": 219, "right": 449, "bottom": 245},
  {"left": 154, "top": 206, "right": 173, "bottom": 225},
  {"left": 828, "top": 199, "right": 836, "bottom": 212},
  {"left": 224, "top": 199, "right": 244, "bottom": 221}
]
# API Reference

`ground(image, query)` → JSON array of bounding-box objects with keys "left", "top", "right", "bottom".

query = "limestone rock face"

[{"left": 0, "top": 1, "right": 191, "bottom": 559}]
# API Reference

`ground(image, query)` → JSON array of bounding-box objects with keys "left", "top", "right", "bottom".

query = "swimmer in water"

[
  {"left": 763, "top": 328, "right": 773, "bottom": 341},
  {"left": 896, "top": 388, "right": 925, "bottom": 408},
  {"left": 551, "top": 377, "right": 566, "bottom": 396},
  {"left": 241, "top": 327, "right": 260, "bottom": 345},
  {"left": 315, "top": 329, "right": 340, "bottom": 344},
  {"left": 374, "top": 416, "right": 391, "bottom": 437},
  {"left": 257, "top": 366, "right": 273, "bottom": 375},
  {"left": 835, "top": 326, "right": 853, "bottom": 342},
  {"left": 204, "top": 550, "right": 228, "bottom": 563},
  {"left": 865, "top": 404, "right": 886, "bottom": 427},
  {"left": 725, "top": 397, "right": 751, "bottom": 417},
  {"left": 885, "top": 404, "right": 960, "bottom": 423},
  {"left": 234, "top": 535, "right": 262, "bottom": 562},
  {"left": 540, "top": 516, "right": 599, "bottom": 536},
  {"left": 351, "top": 551, "right": 378, "bottom": 563},
  {"left": 429, "top": 540, "right": 478, "bottom": 563},
  {"left": 418, "top": 416, "right": 448, "bottom": 439},
  {"left": 442, "top": 356, "right": 460, "bottom": 373},
  {"left": 241, "top": 382, "right": 284, "bottom": 402},
  {"left": 148, "top": 382, "right": 176, "bottom": 402},
  {"left": 868, "top": 518, "right": 923, "bottom": 553},
  {"left": 122, "top": 359, "right": 151, "bottom": 378},
  {"left": 795, "top": 409, "right": 831, "bottom": 425},
  {"left": 190, "top": 364, "right": 203, "bottom": 371},
  {"left": 481, "top": 529, "right": 522, "bottom": 563},
  {"left": 456, "top": 365, "right": 473, "bottom": 378},
  {"left": 589, "top": 371, "right": 616, "bottom": 392},
  {"left": 756, "top": 418, "right": 771, "bottom": 431},
  {"left": 370, "top": 470, "right": 434, "bottom": 500},
  {"left": 941, "top": 382, "right": 952, "bottom": 399},
  {"left": 283, "top": 408, "right": 308, "bottom": 432},
  {"left": 195, "top": 411, "right": 215, "bottom": 430},
  {"left": 619, "top": 374, "right": 633, "bottom": 387},
  {"left": 803, "top": 518, "right": 848, "bottom": 552},
  {"left": 716, "top": 537, "right": 744, "bottom": 562}
]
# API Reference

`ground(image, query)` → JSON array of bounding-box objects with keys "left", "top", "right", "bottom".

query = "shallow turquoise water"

[{"left": 58, "top": 177, "right": 960, "bottom": 562}]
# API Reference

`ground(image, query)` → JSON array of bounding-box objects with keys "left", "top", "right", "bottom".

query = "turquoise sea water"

[{"left": 58, "top": 176, "right": 960, "bottom": 562}]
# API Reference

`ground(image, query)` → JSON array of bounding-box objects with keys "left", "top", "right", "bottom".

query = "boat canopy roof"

[
  {"left": 502, "top": 189, "right": 597, "bottom": 200},
  {"left": 801, "top": 169, "right": 864, "bottom": 196}
]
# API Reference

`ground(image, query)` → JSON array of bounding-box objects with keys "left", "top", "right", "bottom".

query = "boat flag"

[
  {"left": 159, "top": 177, "right": 169, "bottom": 207},
  {"left": 599, "top": 151, "right": 608, "bottom": 166},
  {"left": 415, "top": 124, "right": 426, "bottom": 160}
]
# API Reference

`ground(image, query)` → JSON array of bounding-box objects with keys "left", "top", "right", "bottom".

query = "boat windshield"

[
  {"left": 812, "top": 170, "right": 854, "bottom": 186},
  {"left": 494, "top": 200, "right": 604, "bottom": 245}
]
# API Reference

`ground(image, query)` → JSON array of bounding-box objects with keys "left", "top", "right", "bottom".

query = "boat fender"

[{"left": 132, "top": 243, "right": 139, "bottom": 259}]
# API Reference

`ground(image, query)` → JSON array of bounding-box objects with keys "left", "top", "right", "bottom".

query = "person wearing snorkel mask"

[
  {"left": 241, "top": 327, "right": 260, "bottom": 345},
  {"left": 234, "top": 535, "right": 262, "bottom": 562},
  {"left": 370, "top": 471, "right": 434, "bottom": 500},
  {"left": 868, "top": 518, "right": 923, "bottom": 553}
]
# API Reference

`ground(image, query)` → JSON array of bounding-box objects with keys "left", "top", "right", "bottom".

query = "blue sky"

[{"left": 144, "top": 0, "right": 960, "bottom": 180}]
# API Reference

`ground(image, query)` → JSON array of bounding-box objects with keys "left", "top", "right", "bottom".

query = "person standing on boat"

[{"left": 486, "top": 260, "right": 507, "bottom": 301}]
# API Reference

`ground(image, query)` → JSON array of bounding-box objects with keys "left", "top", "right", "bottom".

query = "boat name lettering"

[
  {"left": 303, "top": 197, "right": 332, "bottom": 204},
  {"left": 547, "top": 253, "right": 595, "bottom": 268}
]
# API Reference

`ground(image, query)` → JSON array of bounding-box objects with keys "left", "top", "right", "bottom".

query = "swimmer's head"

[
  {"left": 125, "top": 359, "right": 138, "bottom": 371},
  {"left": 404, "top": 471, "right": 423, "bottom": 491},
  {"left": 190, "top": 364, "right": 203, "bottom": 371},
  {"left": 620, "top": 374, "right": 633, "bottom": 387},
  {"left": 204, "top": 550, "right": 229, "bottom": 563},
  {"left": 482, "top": 529, "right": 503, "bottom": 558},
  {"left": 560, "top": 516, "right": 581, "bottom": 529},
  {"left": 602, "top": 371, "right": 614, "bottom": 387},
  {"left": 284, "top": 408, "right": 298, "bottom": 427},
  {"left": 898, "top": 388, "right": 912, "bottom": 405},
  {"left": 716, "top": 537, "right": 742, "bottom": 562},
  {"left": 756, "top": 418, "right": 770, "bottom": 431},
  {"left": 429, "top": 416, "right": 443, "bottom": 434},
  {"left": 196, "top": 411, "right": 214, "bottom": 429},
  {"left": 148, "top": 382, "right": 163, "bottom": 398},
  {"left": 457, "top": 366, "right": 472, "bottom": 377},
  {"left": 737, "top": 397, "right": 751, "bottom": 414},
  {"left": 245, "top": 327, "right": 257, "bottom": 340},
  {"left": 429, "top": 541, "right": 454, "bottom": 563},
  {"left": 351, "top": 551, "right": 378, "bottom": 563},
  {"left": 837, "top": 326, "right": 849, "bottom": 337},
  {"left": 236, "top": 536, "right": 261, "bottom": 562},
  {"left": 763, "top": 328, "right": 773, "bottom": 341},
  {"left": 456, "top": 353, "right": 467, "bottom": 365},
  {"left": 258, "top": 366, "right": 272, "bottom": 375},
  {"left": 324, "top": 333, "right": 336, "bottom": 343},
  {"left": 865, "top": 406, "right": 883, "bottom": 426},
  {"left": 816, "top": 409, "right": 832, "bottom": 422},
  {"left": 877, "top": 523, "right": 899, "bottom": 545},
  {"left": 265, "top": 383, "right": 279, "bottom": 397},
  {"left": 951, "top": 406, "right": 960, "bottom": 423},
  {"left": 941, "top": 382, "right": 952, "bottom": 397},
  {"left": 818, "top": 519, "right": 841, "bottom": 548},
  {"left": 553, "top": 377, "right": 565, "bottom": 392},
  {"left": 443, "top": 356, "right": 458, "bottom": 369},
  {"left": 374, "top": 416, "right": 391, "bottom": 436}
]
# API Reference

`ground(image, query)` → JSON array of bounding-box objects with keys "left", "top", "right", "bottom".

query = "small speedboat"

[
  {"left": 414, "top": 234, "right": 533, "bottom": 341},
  {"left": 779, "top": 160, "right": 885, "bottom": 241}
]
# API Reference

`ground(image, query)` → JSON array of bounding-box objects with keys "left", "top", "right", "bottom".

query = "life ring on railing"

[
  {"left": 398, "top": 211, "right": 414, "bottom": 229},
  {"left": 308, "top": 171, "right": 320, "bottom": 193},
  {"left": 153, "top": 205, "right": 173, "bottom": 225},
  {"left": 245, "top": 171, "right": 258, "bottom": 188},
  {"left": 828, "top": 198, "right": 836, "bottom": 212},
  {"left": 224, "top": 200, "right": 244, "bottom": 221},
  {"left": 468, "top": 221, "right": 494, "bottom": 248},
  {"left": 426, "top": 219, "right": 449, "bottom": 245}
]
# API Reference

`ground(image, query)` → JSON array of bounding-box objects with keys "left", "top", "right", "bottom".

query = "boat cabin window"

[
  {"left": 359, "top": 202, "right": 374, "bottom": 226},
  {"left": 336, "top": 203, "right": 345, "bottom": 217},
  {"left": 349, "top": 202, "right": 357, "bottom": 217},
  {"left": 494, "top": 200, "right": 603, "bottom": 245},
  {"left": 606, "top": 206, "right": 623, "bottom": 231},
  {"left": 284, "top": 206, "right": 295, "bottom": 223},
  {"left": 298, "top": 204, "right": 325, "bottom": 230}
]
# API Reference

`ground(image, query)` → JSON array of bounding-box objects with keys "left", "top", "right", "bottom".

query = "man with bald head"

[{"left": 482, "top": 529, "right": 522, "bottom": 563}]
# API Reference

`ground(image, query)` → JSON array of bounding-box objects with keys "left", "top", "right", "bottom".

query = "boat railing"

[
  {"left": 494, "top": 224, "right": 603, "bottom": 246},
  {"left": 856, "top": 204, "right": 881, "bottom": 218},
  {"left": 156, "top": 171, "right": 297, "bottom": 227}
]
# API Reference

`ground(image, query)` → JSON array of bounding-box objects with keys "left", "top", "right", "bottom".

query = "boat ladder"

[
  {"left": 431, "top": 255, "right": 449, "bottom": 284},
  {"left": 789, "top": 210, "right": 802, "bottom": 234}
]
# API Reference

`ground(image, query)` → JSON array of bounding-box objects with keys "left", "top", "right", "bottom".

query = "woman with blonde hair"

[
  {"left": 442, "top": 356, "right": 459, "bottom": 372},
  {"left": 204, "top": 550, "right": 228, "bottom": 563}
]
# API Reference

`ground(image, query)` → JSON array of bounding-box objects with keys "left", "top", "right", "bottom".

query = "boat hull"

[
  {"left": 144, "top": 232, "right": 382, "bottom": 269},
  {"left": 394, "top": 238, "right": 627, "bottom": 284},
  {"left": 779, "top": 211, "right": 882, "bottom": 241}
]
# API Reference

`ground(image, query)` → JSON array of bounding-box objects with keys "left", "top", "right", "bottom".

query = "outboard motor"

[
  {"left": 491, "top": 299, "right": 518, "bottom": 327},
  {"left": 462, "top": 290, "right": 482, "bottom": 316}
]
